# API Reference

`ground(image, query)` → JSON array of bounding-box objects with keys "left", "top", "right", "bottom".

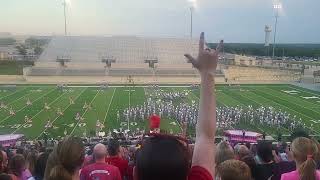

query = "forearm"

[
  {"left": 197, "top": 72, "right": 216, "bottom": 139},
  {"left": 192, "top": 72, "right": 217, "bottom": 176}
]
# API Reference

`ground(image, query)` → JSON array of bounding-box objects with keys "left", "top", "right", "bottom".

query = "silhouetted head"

[{"left": 135, "top": 134, "right": 189, "bottom": 180}]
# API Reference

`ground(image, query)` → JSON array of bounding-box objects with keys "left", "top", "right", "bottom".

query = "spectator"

[
  {"left": 8, "top": 154, "right": 32, "bottom": 180},
  {"left": 29, "top": 152, "right": 49, "bottom": 180},
  {"left": 215, "top": 141, "right": 235, "bottom": 166},
  {"left": 0, "top": 173, "right": 12, "bottom": 180},
  {"left": 2, "top": 151, "right": 8, "bottom": 173},
  {"left": 278, "top": 142, "right": 290, "bottom": 162},
  {"left": 0, "top": 150, "right": 4, "bottom": 173},
  {"left": 106, "top": 139, "right": 129, "bottom": 179},
  {"left": 44, "top": 137, "right": 85, "bottom": 180},
  {"left": 216, "top": 159, "right": 251, "bottom": 180},
  {"left": 281, "top": 137, "right": 320, "bottom": 180},
  {"left": 254, "top": 141, "right": 275, "bottom": 180},
  {"left": 235, "top": 144, "right": 250, "bottom": 160},
  {"left": 25, "top": 151, "right": 37, "bottom": 176},
  {"left": 81, "top": 143, "right": 122, "bottom": 180},
  {"left": 240, "top": 155, "right": 257, "bottom": 179},
  {"left": 133, "top": 32, "right": 222, "bottom": 180}
]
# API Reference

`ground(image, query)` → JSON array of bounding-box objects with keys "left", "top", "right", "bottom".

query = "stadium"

[
  {"left": 1, "top": 1, "right": 320, "bottom": 179},
  {"left": 0, "top": 35, "right": 319, "bottom": 141}
]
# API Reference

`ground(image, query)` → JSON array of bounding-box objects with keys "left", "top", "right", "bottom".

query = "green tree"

[
  {"left": 15, "top": 45, "right": 27, "bottom": 55},
  {"left": 34, "top": 46, "right": 43, "bottom": 55}
]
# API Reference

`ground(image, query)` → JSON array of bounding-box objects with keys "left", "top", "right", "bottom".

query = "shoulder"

[
  {"left": 281, "top": 170, "right": 299, "bottom": 180},
  {"left": 188, "top": 166, "right": 213, "bottom": 180},
  {"left": 81, "top": 164, "right": 93, "bottom": 173},
  {"left": 316, "top": 170, "right": 320, "bottom": 178}
]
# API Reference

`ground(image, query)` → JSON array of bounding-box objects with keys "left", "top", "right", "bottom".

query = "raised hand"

[{"left": 185, "top": 32, "right": 223, "bottom": 76}]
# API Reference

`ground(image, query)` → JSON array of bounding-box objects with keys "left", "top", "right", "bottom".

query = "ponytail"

[
  {"left": 299, "top": 157, "right": 317, "bottom": 180},
  {"left": 48, "top": 165, "right": 72, "bottom": 180}
]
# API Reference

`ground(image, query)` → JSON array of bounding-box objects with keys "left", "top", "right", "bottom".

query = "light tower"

[
  {"left": 272, "top": 3, "right": 282, "bottom": 59},
  {"left": 264, "top": 25, "right": 272, "bottom": 56},
  {"left": 62, "top": 0, "right": 69, "bottom": 36},
  {"left": 190, "top": 7, "right": 193, "bottom": 39},
  {"left": 188, "top": 0, "right": 197, "bottom": 39}
]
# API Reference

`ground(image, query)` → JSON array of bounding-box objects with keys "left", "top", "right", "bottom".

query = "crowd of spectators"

[{"left": 0, "top": 33, "right": 319, "bottom": 180}]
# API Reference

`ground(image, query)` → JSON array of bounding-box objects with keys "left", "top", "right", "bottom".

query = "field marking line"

[
  {"left": 236, "top": 91, "right": 292, "bottom": 133},
  {"left": 0, "top": 87, "right": 28, "bottom": 101},
  {"left": 168, "top": 87, "right": 185, "bottom": 132},
  {"left": 251, "top": 88, "right": 320, "bottom": 134},
  {"left": 128, "top": 87, "right": 131, "bottom": 131},
  {"left": 70, "top": 90, "right": 100, "bottom": 135},
  {"left": 0, "top": 87, "right": 49, "bottom": 113},
  {"left": 0, "top": 88, "right": 56, "bottom": 125},
  {"left": 265, "top": 86, "right": 320, "bottom": 108},
  {"left": 286, "top": 86, "right": 320, "bottom": 104},
  {"left": 102, "top": 88, "right": 116, "bottom": 127},
  {"left": 217, "top": 90, "right": 266, "bottom": 133},
  {"left": 289, "top": 85, "right": 320, "bottom": 97},
  {"left": 34, "top": 88, "right": 87, "bottom": 140},
  {"left": 11, "top": 91, "right": 67, "bottom": 134},
  {"left": 258, "top": 87, "right": 320, "bottom": 118}
]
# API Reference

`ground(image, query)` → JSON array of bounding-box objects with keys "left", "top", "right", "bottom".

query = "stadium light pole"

[
  {"left": 190, "top": 7, "right": 193, "bottom": 39},
  {"left": 272, "top": 4, "right": 281, "bottom": 59},
  {"left": 63, "top": 0, "right": 68, "bottom": 36},
  {"left": 188, "top": 0, "right": 196, "bottom": 39}
]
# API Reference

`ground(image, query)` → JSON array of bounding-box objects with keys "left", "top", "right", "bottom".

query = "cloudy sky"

[{"left": 0, "top": 0, "right": 319, "bottom": 43}]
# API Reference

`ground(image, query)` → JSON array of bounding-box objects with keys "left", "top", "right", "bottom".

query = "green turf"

[{"left": 0, "top": 84, "right": 319, "bottom": 139}]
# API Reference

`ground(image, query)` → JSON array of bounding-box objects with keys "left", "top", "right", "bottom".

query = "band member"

[
  {"left": 57, "top": 107, "right": 63, "bottom": 115},
  {"left": 75, "top": 112, "right": 81, "bottom": 121},
  {"left": 25, "top": 115, "right": 32, "bottom": 123},
  {"left": 9, "top": 107, "right": 15, "bottom": 116},
  {"left": 69, "top": 97, "right": 75, "bottom": 105},
  {"left": 45, "top": 119, "right": 52, "bottom": 128},
  {"left": 26, "top": 98, "right": 32, "bottom": 106},
  {"left": 0, "top": 101, "right": 5, "bottom": 109},
  {"left": 96, "top": 119, "right": 104, "bottom": 130},
  {"left": 44, "top": 102, "right": 50, "bottom": 110},
  {"left": 83, "top": 101, "right": 88, "bottom": 109}
]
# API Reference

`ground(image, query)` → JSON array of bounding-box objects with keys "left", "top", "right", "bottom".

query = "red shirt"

[
  {"left": 80, "top": 162, "right": 122, "bottom": 180},
  {"left": 188, "top": 166, "right": 213, "bottom": 180},
  {"left": 106, "top": 156, "right": 129, "bottom": 178}
]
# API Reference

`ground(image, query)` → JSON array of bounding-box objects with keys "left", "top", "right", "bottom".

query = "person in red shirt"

[
  {"left": 81, "top": 143, "right": 122, "bottom": 180},
  {"left": 106, "top": 139, "right": 129, "bottom": 179},
  {"left": 133, "top": 32, "right": 222, "bottom": 180}
]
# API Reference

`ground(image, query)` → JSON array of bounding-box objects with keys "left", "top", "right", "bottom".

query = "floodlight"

[{"left": 273, "top": 4, "right": 282, "bottom": 9}]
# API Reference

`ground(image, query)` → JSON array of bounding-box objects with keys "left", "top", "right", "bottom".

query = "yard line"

[
  {"left": 288, "top": 85, "right": 320, "bottom": 97},
  {"left": 0, "top": 87, "right": 27, "bottom": 101},
  {"left": 34, "top": 88, "right": 87, "bottom": 140},
  {"left": 102, "top": 88, "right": 116, "bottom": 126},
  {"left": 265, "top": 86, "right": 320, "bottom": 108},
  {"left": 218, "top": 91, "right": 266, "bottom": 133},
  {"left": 128, "top": 87, "right": 131, "bottom": 131},
  {"left": 69, "top": 90, "right": 100, "bottom": 135},
  {"left": 0, "top": 88, "right": 44, "bottom": 113},
  {"left": 11, "top": 92, "right": 66, "bottom": 134},
  {"left": 251, "top": 88, "right": 320, "bottom": 134},
  {"left": 234, "top": 91, "right": 292, "bottom": 133},
  {"left": 168, "top": 87, "right": 186, "bottom": 132},
  {"left": 0, "top": 88, "right": 56, "bottom": 125},
  {"left": 258, "top": 88, "right": 320, "bottom": 118}
]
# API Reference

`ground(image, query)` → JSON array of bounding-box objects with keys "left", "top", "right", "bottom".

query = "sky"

[{"left": 0, "top": 0, "right": 319, "bottom": 43}]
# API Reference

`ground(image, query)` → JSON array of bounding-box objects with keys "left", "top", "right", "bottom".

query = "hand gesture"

[{"left": 185, "top": 32, "right": 223, "bottom": 76}]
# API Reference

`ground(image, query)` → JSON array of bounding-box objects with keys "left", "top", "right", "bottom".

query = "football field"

[{"left": 0, "top": 84, "right": 319, "bottom": 139}]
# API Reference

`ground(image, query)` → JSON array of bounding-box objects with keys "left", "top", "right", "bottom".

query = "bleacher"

[
  {"left": 28, "top": 36, "right": 199, "bottom": 77},
  {"left": 225, "top": 66, "right": 300, "bottom": 82}
]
